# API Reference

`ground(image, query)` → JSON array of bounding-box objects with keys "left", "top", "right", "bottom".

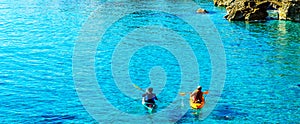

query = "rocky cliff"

[
  {"left": 214, "top": 0, "right": 300, "bottom": 22},
  {"left": 214, "top": 0, "right": 235, "bottom": 6},
  {"left": 279, "top": 1, "right": 300, "bottom": 21}
]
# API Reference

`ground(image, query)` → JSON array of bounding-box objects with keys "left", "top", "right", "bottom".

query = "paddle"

[
  {"left": 133, "top": 84, "right": 190, "bottom": 97},
  {"left": 132, "top": 84, "right": 145, "bottom": 92},
  {"left": 179, "top": 91, "right": 209, "bottom": 96},
  {"left": 179, "top": 92, "right": 191, "bottom": 96}
]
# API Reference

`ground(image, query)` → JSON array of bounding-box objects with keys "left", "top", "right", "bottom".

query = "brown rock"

[{"left": 196, "top": 8, "right": 209, "bottom": 14}]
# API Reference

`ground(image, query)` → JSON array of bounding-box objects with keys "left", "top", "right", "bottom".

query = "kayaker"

[
  {"left": 190, "top": 86, "right": 208, "bottom": 103},
  {"left": 142, "top": 87, "right": 158, "bottom": 104}
]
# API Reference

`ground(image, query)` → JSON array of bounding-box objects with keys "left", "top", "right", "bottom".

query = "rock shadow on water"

[
  {"left": 174, "top": 110, "right": 196, "bottom": 123},
  {"left": 212, "top": 104, "right": 248, "bottom": 121},
  {"left": 39, "top": 114, "right": 77, "bottom": 123},
  {"left": 175, "top": 105, "right": 249, "bottom": 123}
]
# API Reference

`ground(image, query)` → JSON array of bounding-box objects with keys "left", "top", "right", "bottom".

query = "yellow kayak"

[{"left": 189, "top": 96, "right": 205, "bottom": 109}]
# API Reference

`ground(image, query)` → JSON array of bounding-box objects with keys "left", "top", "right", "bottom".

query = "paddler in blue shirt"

[{"left": 142, "top": 87, "right": 158, "bottom": 104}]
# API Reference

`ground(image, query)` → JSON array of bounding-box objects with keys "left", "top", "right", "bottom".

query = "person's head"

[
  {"left": 197, "top": 86, "right": 202, "bottom": 91},
  {"left": 147, "top": 87, "right": 153, "bottom": 93}
]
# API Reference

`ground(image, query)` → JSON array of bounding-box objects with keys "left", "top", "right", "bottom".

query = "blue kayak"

[{"left": 142, "top": 99, "right": 157, "bottom": 113}]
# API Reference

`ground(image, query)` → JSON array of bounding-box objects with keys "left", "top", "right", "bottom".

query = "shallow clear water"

[{"left": 0, "top": 0, "right": 299, "bottom": 123}]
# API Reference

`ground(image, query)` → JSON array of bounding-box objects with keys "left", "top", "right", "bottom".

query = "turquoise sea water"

[{"left": 0, "top": 0, "right": 299, "bottom": 123}]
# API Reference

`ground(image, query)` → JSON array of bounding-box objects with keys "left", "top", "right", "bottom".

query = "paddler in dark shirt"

[{"left": 190, "top": 86, "right": 209, "bottom": 103}]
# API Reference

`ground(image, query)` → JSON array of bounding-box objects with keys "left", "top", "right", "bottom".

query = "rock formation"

[
  {"left": 213, "top": 0, "right": 235, "bottom": 6},
  {"left": 214, "top": 0, "right": 300, "bottom": 22},
  {"left": 224, "top": 1, "right": 269, "bottom": 21},
  {"left": 278, "top": 1, "right": 300, "bottom": 22}
]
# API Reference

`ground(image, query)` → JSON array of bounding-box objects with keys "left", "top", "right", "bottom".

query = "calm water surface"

[{"left": 0, "top": 0, "right": 299, "bottom": 123}]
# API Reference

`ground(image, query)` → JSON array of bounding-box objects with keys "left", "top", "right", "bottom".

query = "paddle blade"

[
  {"left": 179, "top": 92, "right": 186, "bottom": 96},
  {"left": 204, "top": 91, "right": 209, "bottom": 94},
  {"left": 133, "top": 84, "right": 144, "bottom": 91}
]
